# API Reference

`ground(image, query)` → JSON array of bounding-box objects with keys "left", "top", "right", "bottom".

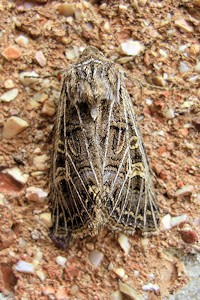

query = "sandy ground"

[{"left": 0, "top": 0, "right": 199, "bottom": 299}]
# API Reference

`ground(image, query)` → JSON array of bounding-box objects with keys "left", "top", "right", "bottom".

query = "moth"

[{"left": 49, "top": 46, "right": 159, "bottom": 248}]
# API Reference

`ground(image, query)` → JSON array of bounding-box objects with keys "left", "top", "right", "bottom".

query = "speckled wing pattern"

[{"left": 49, "top": 46, "right": 159, "bottom": 248}]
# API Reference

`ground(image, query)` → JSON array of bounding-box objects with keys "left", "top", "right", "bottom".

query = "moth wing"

[
  {"left": 49, "top": 84, "right": 94, "bottom": 242},
  {"left": 102, "top": 89, "right": 159, "bottom": 234}
]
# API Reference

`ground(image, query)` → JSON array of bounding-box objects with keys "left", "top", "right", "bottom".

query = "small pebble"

[
  {"left": 19, "top": 71, "right": 39, "bottom": 86},
  {"left": 85, "top": 242, "right": 94, "bottom": 251},
  {"left": 70, "top": 285, "right": 79, "bottom": 295},
  {"left": 33, "top": 154, "right": 48, "bottom": 171},
  {"left": 147, "top": 273, "right": 155, "bottom": 281},
  {"left": 146, "top": 98, "right": 153, "bottom": 106},
  {"left": 110, "top": 291, "right": 123, "bottom": 300},
  {"left": 152, "top": 76, "right": 166, "bottom": 87},
  {"left": 179, "top": 62, "right": 190, "bottom": 73},
  {"left": 142, "top": 283, "right": 160, "bottom": 292},
  {"left": 2, "top": 116, "right": 29, "bottom": 139},
  {"left": 119, "top": 280, "right": 143, "bottom": 300},
  {"left": 194, "top": 61, "right": 200, "bottom": 73},
  {"left": 55, "top": 286, "right": 68, "bottom": 300},
  {"left": 160, "top": 214, "right": 171, "bottom": 230},
  {"left": 89, "top": 249, "right": 104, "bottom": 267},
  {"left": 119, "top": 40, "right": 144, "bottom": 56},
  {"left": 179, "top": 43, "right": 190, "bottom": 52},
  {"left": 175, "top": 19, "right": 193, "bottom": 33},
  {"left": 108, "top": 262, "right": 114, "bottom": 271},
  {"left": 118, "top": 4, "right": 128, "bottom": 11},
  {"left": 164, "top": 108, "right": 175, "bottom": 119},
  {"left": 133, "top": 270, "right": 140, "bottom": 277},
  {"left": 114, "top": 268, "right": 125, "bottom": 278},
  {"left": 15, "top": 260, "right": 35, "bottom": 274},
  {"left": 26, "top": 186, "right": 48, "bottom": 203},
  {"left": 2, "top": 167, "right": 29, "bottom": 184},
  {"left": 18, "top": 237, "right": 27, "bottom": 248},
  {"left": 4, "top": 79, "right": 15, "bottom": 89},
  {"left": 31, "top": 229, "right": 41, "bottom": 240},
  {"left": 118, "top": 233, "right": 130, "bottom": 255},
  {"left": 55, "top": 256, "right": 67, "bottom": 266},
  {"left": 0, "top": 193, "right": 8, "bottom": 205},
  {"left": 39, "top": 212, "right": 52, "bottom": 227},
  {"left": 42, "top": 100, "right": 56, "bottom": 116},
  {"left": 159, "top": 49, "right": 168, "bottom": 58},
  {"left": 175, "top": 185, "right": 193, "bottom": 197},
  {"left": 35, "top": 51, "right": 47, "bottom": 67},
  {"left": 15, "top": 35, "right": 29, "bottom": 47},
  {"left": 179, "top": 225, "right": 199, "bottom": 244},
  {"left": 1, "top": 46, "right": 22, "bottom": 61},
  {"left": 58, "top": 3, "right": 75, "bottom": 17},
  {"left": 36, "top": 269, "right": 46, "bottom": 281},
  {"left": 171, "top": 214, "right": 188, "bottom": 228},
  {"left": 33, "top": 93, "right": 48, "bottom": 103},
  {"left": 0, "top": 88, "right": 18, "bottom": 102}
]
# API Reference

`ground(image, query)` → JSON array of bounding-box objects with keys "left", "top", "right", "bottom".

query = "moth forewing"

[{"left": 49, "top": 46, "right": 159, "bottom": 248}]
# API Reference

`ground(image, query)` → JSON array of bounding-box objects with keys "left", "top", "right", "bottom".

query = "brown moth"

[{"left": 49, "top": 46, "right": 159, "bottom": 249}]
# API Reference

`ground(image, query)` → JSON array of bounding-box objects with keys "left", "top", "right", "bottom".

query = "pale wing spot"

[
  {"left": 57, "top": 140, "right": 65, "bottom": 154},
  {"left": 129, "top": 136, "right": 138, "bottom": 149},
  {"left": 128, "top": 162, "right": 145, "bottom": 178}
]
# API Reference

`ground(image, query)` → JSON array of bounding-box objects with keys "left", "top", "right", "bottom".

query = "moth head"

[{"left": 80, "top": 46, "right": 105, "bottom": 60}]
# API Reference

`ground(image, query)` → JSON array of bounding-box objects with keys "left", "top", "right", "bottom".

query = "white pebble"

[
  {"left": 15, "top": 35, "right": 29, "bottom": 47},
  {"left": 175, "top": 185, "right": 193, "bottom": 197},
  {"left": 26, "top": 187, "right": 48, "bottom": 203},
  {"left": 0, "top": 193, "right": 8, "bottom": 205},
  {"left": 55, "top": 256, "right": 67, "bottom": 266},
  {"left": 152, "top": 130, "right": 165, "bottom": 137},
  {"left": 2, "top": 167, "right": 29, "bottom": 184},
  {"left": 15, "top": 260, "right": 35, "bottom": 274},
  {"left": 194, "top": 61, "right": 200, "bottom": 73},
  {"left": 159, "top": 49, "right": 168, "bottom": 58},
  {"left": 160, "top": 214, "right": 172, "bottom": 230},
  {"left": 179, "top": 43, "right": 190, "bottom": 52},
  {"left": 114, "top": 268, "right": 125, "bottom": 278},
  {"left": 170, "top": 214, "right": 188, "bottom": 228},
  {"left": 133, "top": 270, "right": 140, "bottom": 277},
  {"left": 110, "top": 291, "right": 123, "bottom": 300},
  {"left": 36, "top": 269, "right": 46, "bottom": 281},
  {"left": 175, "top": 19, "right": 193, "bottom": 32},
  {"left": 146, "top": 98, "right": 153, "bottom": 106},
  {"left": 179, "top": 62, "right": 190, "bottom": 73},
  {"left": 35, "top": 51, "right": 47, "bottom": 67},
  {"left": 33, "top": 154, "right": 48, "bottom": 171},
  {"left": 142, "top": 283, "right": 160, "bottom": 292},
  {"left": 4, "top": 79, "right": 15, "bottom": 89},
  {"left": 2, "top": 116, "right": 29, "bottom": 139},
  {"left": 89, "top": 249, "right": 104, "bottom": 267},
  {"left": 42, "top": 100, "right": 56, "bottom": 117},
  {"left": 164, "top": 108, "right": 175, "bottom": 119},
  {"left": 0, "top": 88, "right": 18, "bottom": 102},
  {"left": 19, "top": 71, "right": 39, "bottom": 86},
  {"left": 147, "top": 273, "right": 155, "bottom": 281},
  {"left": 119, "top": 280, "right": 143, "bottom": 300},
  {"left": 18, "top": 237, "right": 27, "bottom": 248},
  {"left": 119, "top": 40, "right": 144, "bottom": 56},
  {"left": 118, "top": 233, "right": 130, "bottom": 255},
  {"left": 31, "top": 229, "right": 41, "bottom": 240}
]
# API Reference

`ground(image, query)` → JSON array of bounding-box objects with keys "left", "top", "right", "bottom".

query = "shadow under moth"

[{"left": 49, "top": 46, "right": 159, "bottom": 249}]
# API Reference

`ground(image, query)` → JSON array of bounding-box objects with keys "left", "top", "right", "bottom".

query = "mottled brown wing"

[
  {"left": 49, "top": 86, "right": 98, "bottom": 245},
  {"left": 99, "top": 86, "right": 159, "bottom": 234}
]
